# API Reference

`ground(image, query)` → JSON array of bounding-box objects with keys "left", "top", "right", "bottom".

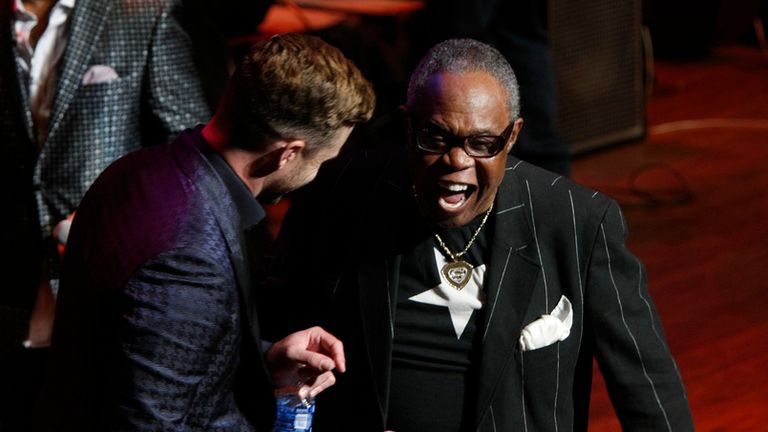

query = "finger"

[
  {"left": 307, "top": 371, "right": 336, "bottom": 398},
  {"left": 310, "top": 327, "right": 346, "bottom": 373},
  {"left": 295, "top": 371, "right": 324, "bottom": 399},
  {"left": 287, "top": 348, "right": 336, "bottom": 372},
  {"left": 297, "top": 385, "right": 311, "bottom": 401}
]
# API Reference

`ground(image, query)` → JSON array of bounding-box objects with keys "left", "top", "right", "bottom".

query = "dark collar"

[{"left": 192, "top": 126, "right": 265, "bottom": 229}]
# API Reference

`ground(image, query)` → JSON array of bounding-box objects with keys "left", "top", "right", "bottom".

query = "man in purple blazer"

[{"left": 36, "top": 33, "right": 375, "bottom": 431}]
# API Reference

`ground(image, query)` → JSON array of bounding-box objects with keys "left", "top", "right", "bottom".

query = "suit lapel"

[
  {"left": 240, "top": 222, "right": 280, "bottom": 345},
  {"left": 352, "top": 153, "right": 543, "bottom": 427},
  {"left": 353, "top": 153, "right": 422, "bottom": 426},
  {"left": 47, "top": 0, "right": 113, "bottom": 142},
  {"left": 171, "top": 131, "right": 263, "bottom": 343},
  {"left": 473, "top": 163, "right": 542, "bottom": 427},
  {"left": 357, "top": 254, "right": 399, "bottom": 424},
  {"left": 172, "top": 134, "right": 276, "bottom": 423}
]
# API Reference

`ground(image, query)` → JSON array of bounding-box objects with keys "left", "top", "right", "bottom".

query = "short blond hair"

[{"left": 227, "top": 33, "right": 375, "bottom": 150}]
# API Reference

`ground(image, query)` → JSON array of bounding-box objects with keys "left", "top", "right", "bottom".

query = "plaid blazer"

[{"left": 0, "top": 0, "right": 210, "bottom": 348}]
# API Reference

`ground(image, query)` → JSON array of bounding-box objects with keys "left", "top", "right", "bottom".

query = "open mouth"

[{"left": 436, "top": 182, "right": 476, "bottom": 210}]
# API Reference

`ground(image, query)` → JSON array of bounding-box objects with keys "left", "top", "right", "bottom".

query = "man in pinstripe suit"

[
  {"left": 270, "top": 38, "right": 694, "bottom": 430},
  {"left": 0, "top": 0, "right": 209, "bottom": 428}
]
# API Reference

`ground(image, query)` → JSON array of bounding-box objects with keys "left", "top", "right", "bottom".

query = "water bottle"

[{"left": 272, "top": 387, "right": 315, "bottom": 432}]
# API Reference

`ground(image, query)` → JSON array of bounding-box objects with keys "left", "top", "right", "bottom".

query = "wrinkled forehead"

[{"left": 409, "top": 71, "right": 510, "bottom": 129}]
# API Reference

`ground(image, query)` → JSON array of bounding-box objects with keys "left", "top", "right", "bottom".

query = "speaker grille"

[{"left": 549, "top": 0, "right": 645, "bottom": 154}]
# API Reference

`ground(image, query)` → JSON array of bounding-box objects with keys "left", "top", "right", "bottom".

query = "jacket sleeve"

[
  {"left": 111, "top": 246, "right": 246, "bottom": 431},
  {"left": 585, "top": 200, "right": 694, "bottom": 431},
  {"left": 142, "top": 0, "right": 211, "bottom": 144}
]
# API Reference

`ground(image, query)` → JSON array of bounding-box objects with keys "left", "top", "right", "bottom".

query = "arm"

[
  {"left": 143, "top": 0, "right": 210, "bottom": 144},
  {"left": 586, "top": 201, "right": 694, "bottom": 431},
  {"left": 112, "top": 246, "right": 242, "bottom": 430}
]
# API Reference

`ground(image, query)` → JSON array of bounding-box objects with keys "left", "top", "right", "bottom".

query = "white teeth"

[{"left": 444, "top": 183, "right": 469, "bottom": 192}]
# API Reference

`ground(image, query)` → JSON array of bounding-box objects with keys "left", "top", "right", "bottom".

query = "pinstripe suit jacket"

[
  {"left": 272, "top": 149, "right": 694, "bottom": 431},
  {"left": 36, "top": 129, "right": 273, "bottom": 431},
  {"left": 0, "top": 0, "right": 210, "bottom": 348}
]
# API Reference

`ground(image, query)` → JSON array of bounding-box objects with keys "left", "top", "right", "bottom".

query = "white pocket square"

[
  {"left": 519, "top": 295, "right": 573, "bottom": 351},
  {"left": 82, "top": 65, "right": 119, "bottom": 85}
]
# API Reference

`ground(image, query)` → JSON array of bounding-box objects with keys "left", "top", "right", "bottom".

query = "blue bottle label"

[{"left": 273, "top": 389, "right": 315, "bottom": 432}]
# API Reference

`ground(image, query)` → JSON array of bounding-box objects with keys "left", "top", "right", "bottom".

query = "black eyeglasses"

[{"left": 414, "top": 121, "right": 515, "bottom": 158}]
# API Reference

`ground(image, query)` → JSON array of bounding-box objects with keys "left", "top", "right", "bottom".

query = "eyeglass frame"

[{"left": 410, "top": 119, "right": 517, "bottom": 158}]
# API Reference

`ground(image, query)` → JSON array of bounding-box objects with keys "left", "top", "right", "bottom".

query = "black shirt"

[{"left": 387, "top": 213, "right": 491, "bottom": 431}]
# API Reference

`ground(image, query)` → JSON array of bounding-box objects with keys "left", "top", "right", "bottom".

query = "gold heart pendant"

[{"left": 441, "top": 260, "right": 473, "bottom": 290}]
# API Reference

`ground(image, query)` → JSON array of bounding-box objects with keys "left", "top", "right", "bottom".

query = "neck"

[
  {"left": 22, "top": 0, "right": 56, "bottom": 18},
  {"left": 22, "top": 0, "right": 57, "bottom": 48},
  {"left": 434, "top": 202, "right": 493, "bottom": 260},
  {"left": 202, "top": 121, "right": 265, "bottom": 197}
]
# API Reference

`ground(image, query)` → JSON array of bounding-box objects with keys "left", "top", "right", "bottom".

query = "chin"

[{"left": 437, "top": 215, "right": 473, "bottom": 229}]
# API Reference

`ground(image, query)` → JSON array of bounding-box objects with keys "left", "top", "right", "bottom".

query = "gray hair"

[{"left": 407, "top": 38, "right": 520, "bottom": 120}]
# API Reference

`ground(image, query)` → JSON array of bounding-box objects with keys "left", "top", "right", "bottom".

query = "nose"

[{"left": 442, "top": 145, "right": 474, "bottom": 170}]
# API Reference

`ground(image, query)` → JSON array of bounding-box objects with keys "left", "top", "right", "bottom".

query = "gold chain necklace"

[{"left": 434, "top": 202, "right": 493, "bottom": 290}]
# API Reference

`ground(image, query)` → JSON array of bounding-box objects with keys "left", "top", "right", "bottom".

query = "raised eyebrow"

[
  {"left": 423, "top": 121, "right": 452, "bottom": 134},
  {"left": 424, "top": 121, "right": 498, "bottom": 136}
]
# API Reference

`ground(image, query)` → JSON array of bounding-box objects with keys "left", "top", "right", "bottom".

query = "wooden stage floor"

[{"left": 572, "top": 45, "right": 768, "bottom": 431}]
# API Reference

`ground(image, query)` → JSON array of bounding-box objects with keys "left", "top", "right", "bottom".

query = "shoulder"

[
  {"left": 84, "top": 142, "right": 176, "bottom": 202},
  {"left": 74, "top": 134, "right": 215, "bottom": 253},
  {"left": 506, "top": 158, "right": 614, "bottom": 217},
  {"left": 503, "top": 158, "right": 620, "bottom": 247},
  {"left": 78, "top": 0, "right": 166, "bottom": 25},
  {"left": 106, "top": 0, "right": 178, "bottom": 15},
  {"left": 80, "top": 0, "right": 184, "bottom": 39}
]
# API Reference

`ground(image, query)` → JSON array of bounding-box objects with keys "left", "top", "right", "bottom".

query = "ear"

[
  {"left": 276, "top": 139, "right": 307, "bottom": 170},
  {"left": 251, "top": 139, "right": 307, "bottom": 177},
  {"left": 506, "top": 118, "right": 525, "bottom": 152}
]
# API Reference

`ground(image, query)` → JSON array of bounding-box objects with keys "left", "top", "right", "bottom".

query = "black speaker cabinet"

[{"left": 549, "top": 0, "right": 646, "bottom": 155}]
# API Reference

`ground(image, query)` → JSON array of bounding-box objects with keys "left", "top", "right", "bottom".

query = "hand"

[
  {"left": 53, "top": 212, "right": 76, "bottom": 257},
  {"left": 25, "top": 267, "right": 56, "bottom": 348},
  {"left": 265, "top": 326, "right": 345, "bottom": 399}
]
